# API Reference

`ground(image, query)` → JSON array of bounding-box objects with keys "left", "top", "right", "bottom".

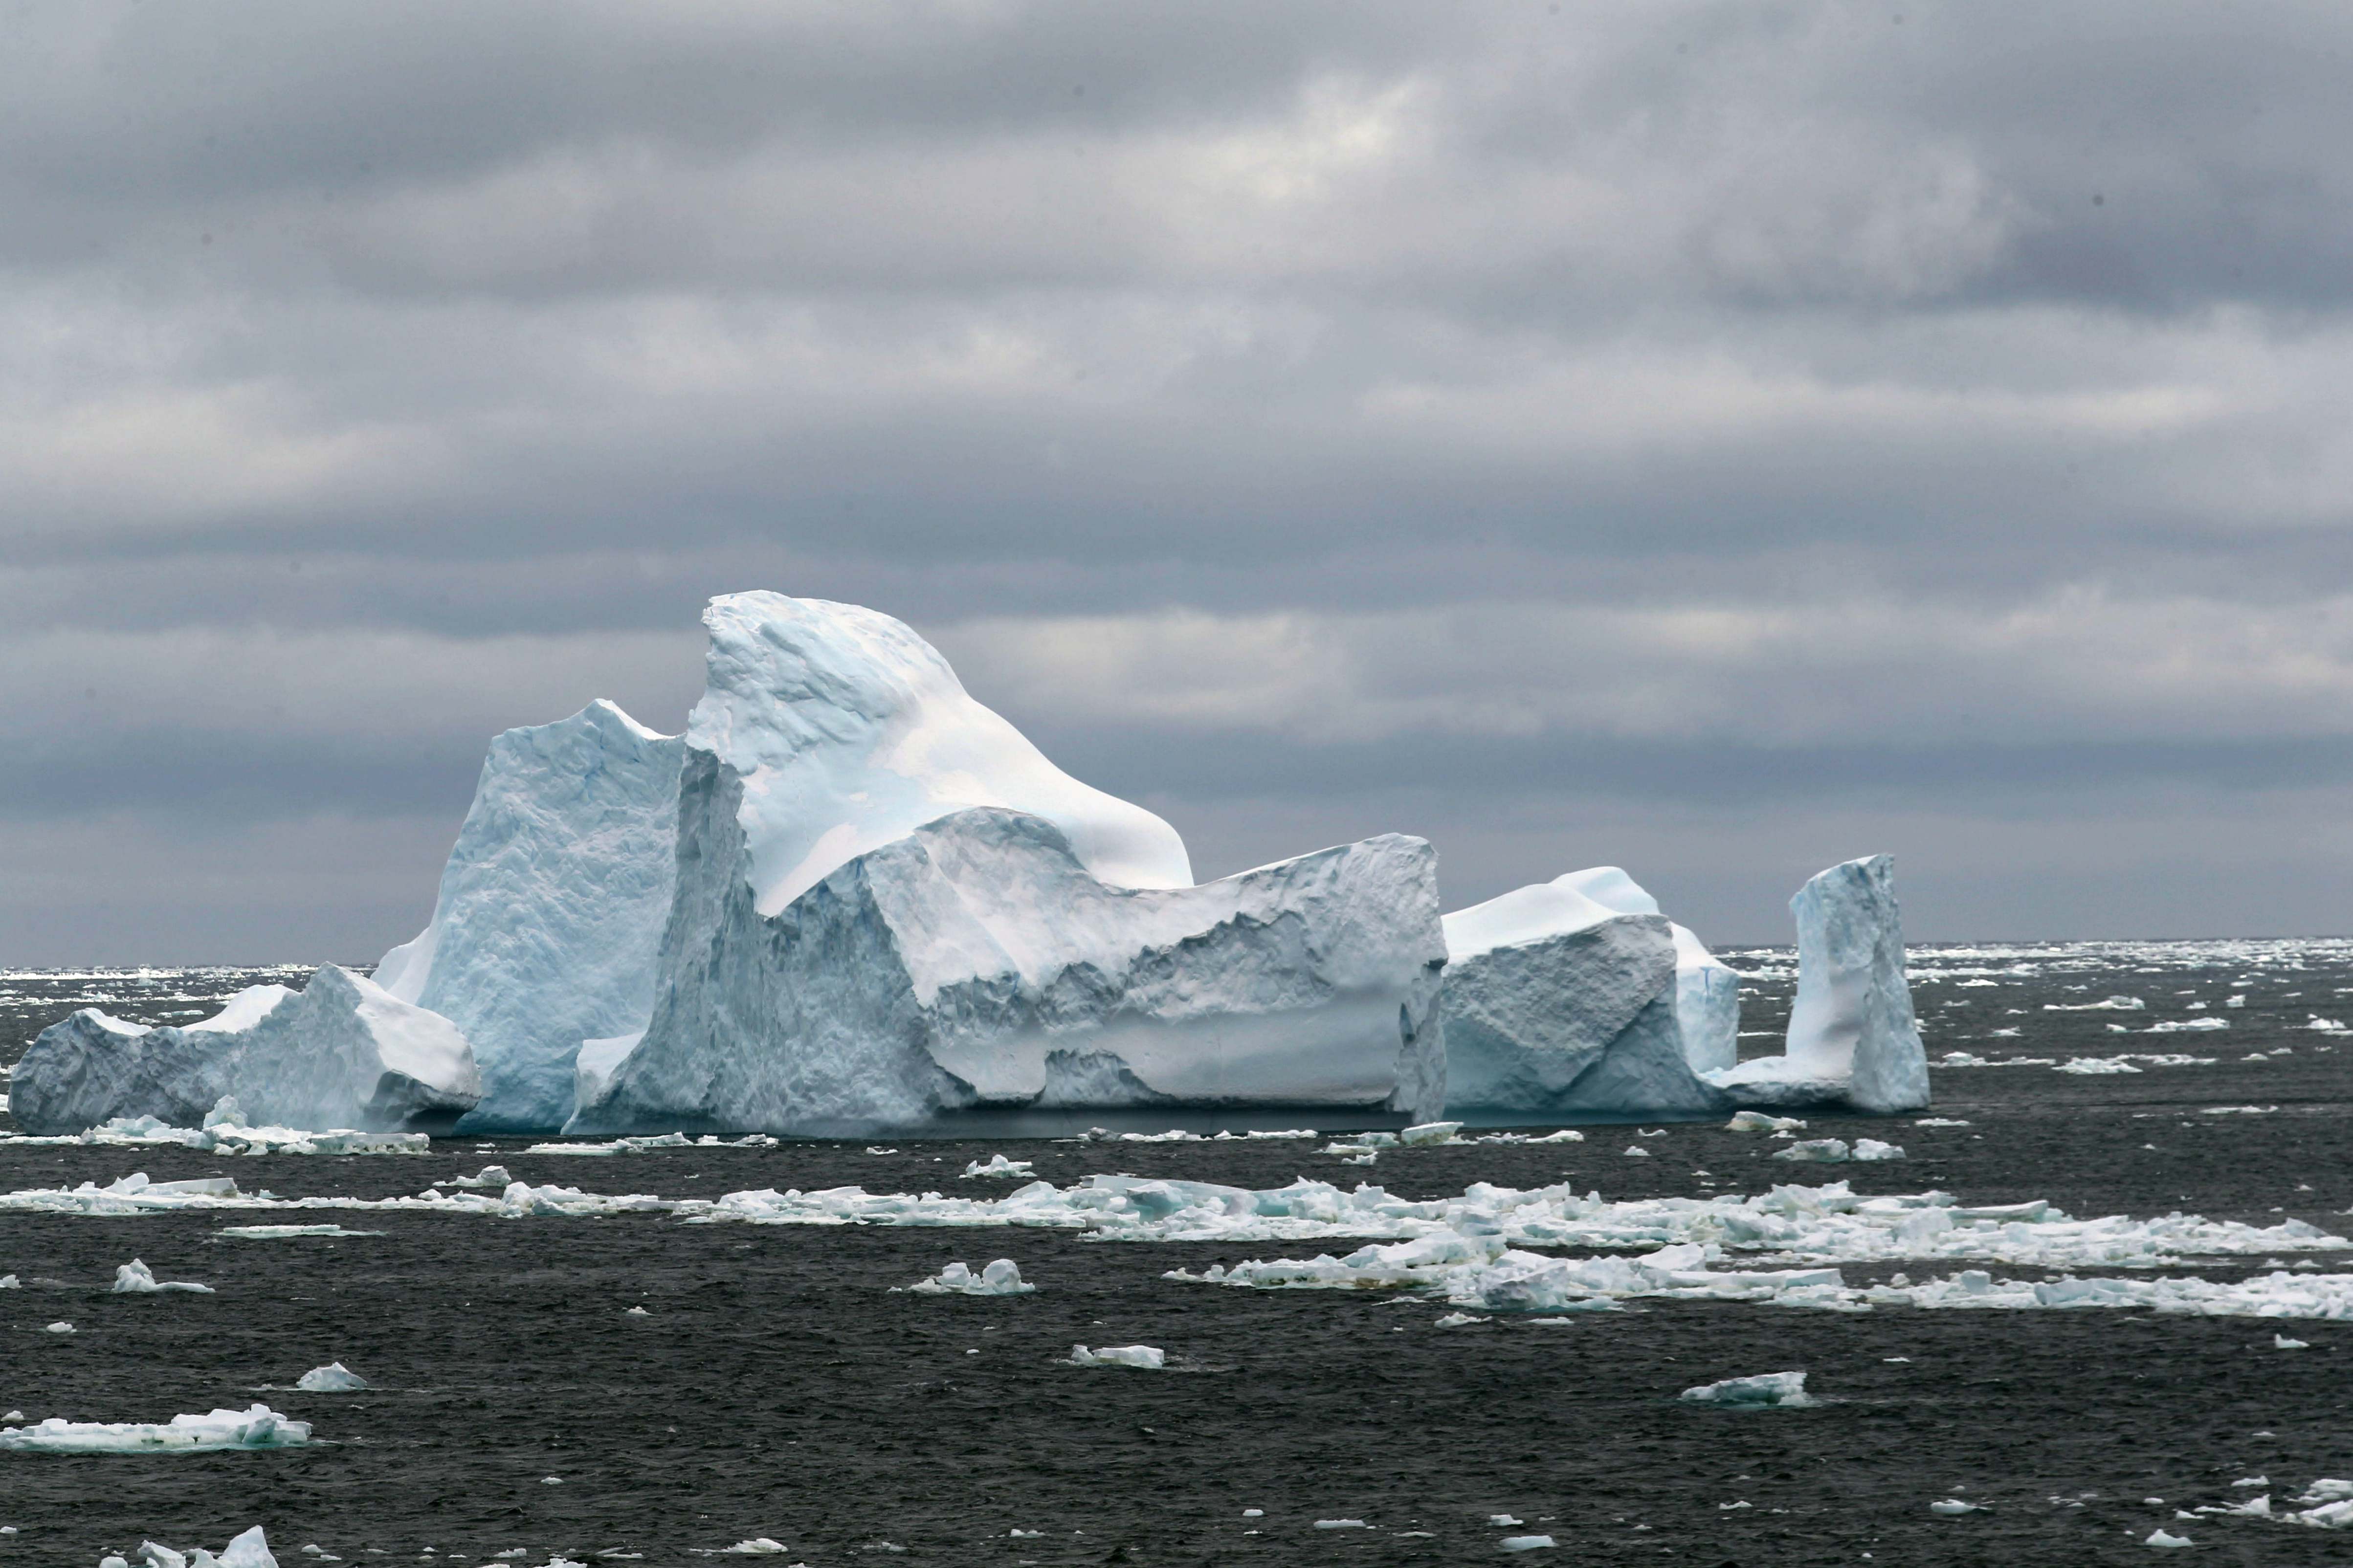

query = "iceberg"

[
  {"left": 9, "top": 966, "right": 480, "bottom": 1135},
  {"left": 1064, "top": 1344, "right": 1165, "bottom": 1369},
  {"left": 571, "top": 594, "right": 1445, "bottom": 1136},
  {"left": 293, "top": 1362, "right": 367, "bottom": 1391},
  {"left": 375, "top": 701, "right": 686, "bottom": 1131},
  {"left": 110, "top": 1527, "right": 278, "bottom": 1568},
  {"left": 1705, "top": 855, "right": 1930, "bottom": 1114},
  {"left": 1438, "top": 870, "right": 1726, "bottom": 1123},
  {"left": 899, "top": 1259, "right": 1034, "bottom": 1296},
  {"left": 0, "top": 1404, "right": 310, "bottom": 1453}
]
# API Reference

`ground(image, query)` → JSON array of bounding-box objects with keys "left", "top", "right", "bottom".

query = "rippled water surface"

[{"left": 3, "top": 944, "right": 2351, "bottom": 1564}]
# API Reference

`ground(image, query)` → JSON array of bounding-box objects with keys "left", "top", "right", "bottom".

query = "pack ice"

[
  {"left": 9, "top": 966, "right": 479, "bottom": 1135},
  {"left": 374, "top": 700, "right": 685, "bottom": 1131},
  {"left": 570, "top": 593, "right": 1446, "bottom": 1135}
]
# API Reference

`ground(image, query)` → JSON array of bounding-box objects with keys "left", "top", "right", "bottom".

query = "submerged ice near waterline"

[{"left": 10, "top": 592, "right": 1926, "bottom": 1137}]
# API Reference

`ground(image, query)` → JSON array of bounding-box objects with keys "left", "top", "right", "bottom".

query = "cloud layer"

[{"left": 6, "top": 1, "right": 2351, "bottom": 958}]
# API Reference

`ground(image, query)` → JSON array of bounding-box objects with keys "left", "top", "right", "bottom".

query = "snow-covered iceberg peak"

[
  {"left": 373, "top": 698, "right": 685, "bottom": 1131},
  {"left": 1783, "top": 855, "right": 1928, "bottom": 1113},
  {"left": 690, "top": 593, "right": 1192, "bottom": 916}
]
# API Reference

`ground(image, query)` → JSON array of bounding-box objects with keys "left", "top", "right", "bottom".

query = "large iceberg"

[
  {"left": 1438, "top": 872, "right": 1724, "bottom": 1122},
  {"left": 571, "top": 594, "right": 1444, "bottom": 1135},
  {"left": 10, "top": 965, "right": 479, "bottom": 1135},
  {"left": 373, "top": 699, "right": 684, "bottom": 1130},
  {"left": 1706, "top": 854, "right": 1929, "bottom": 1113}
]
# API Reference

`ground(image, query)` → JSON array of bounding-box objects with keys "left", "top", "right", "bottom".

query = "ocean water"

[{"left": 2, "top": 942, "right": 2350, "bottom": 1564}]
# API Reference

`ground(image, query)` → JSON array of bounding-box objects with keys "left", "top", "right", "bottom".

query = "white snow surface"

[
  {"left": 0, "top": 1405, "right": 310, "bottom": 1453},
  {"left": 375, "top": 701, "right": 686, "bottom": 1132},
  {"left": 8, "top": 969, "right": 480, "bottom": 1135},
  {"left": 690, "top": 593, "right": 1191, "bottom": 915}
]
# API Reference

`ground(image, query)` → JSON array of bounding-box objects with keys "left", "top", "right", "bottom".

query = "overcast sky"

[{"left": 6, "top": 0, "right": 2352, "bottom": 962}]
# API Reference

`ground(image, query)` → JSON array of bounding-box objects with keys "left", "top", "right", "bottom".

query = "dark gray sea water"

[{"left": 4, "top": 942, "right": 2352, "bottom": 1565}]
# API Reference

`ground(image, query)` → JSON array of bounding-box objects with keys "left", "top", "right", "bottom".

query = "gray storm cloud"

[{"left": 3, "top": 0, "right": 2349, "bottom": 959}]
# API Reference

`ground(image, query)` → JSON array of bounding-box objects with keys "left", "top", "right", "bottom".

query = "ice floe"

[
  {"left": 111, "top": 1259, "right": 213, "bottom": 1293},
  {"left": 104, "top": 1525, "right": 278, "bottom": 1568},
  {"left": 1679, "top": 1370, "right": 1815, "bottom": 1407},
  {"left": 961, "top": 1155, "right": 1035, "bottom": 1180},
  {"left": 293, "top": 1363, "right": 367, "bottom": 1391},
  {"left": 0, "top": 1404, "right": 310, "bottom": 1453},
  {"left": 1770, "top": 1138, "right": 1903, "bottom": 1163},
  {"left": 897, "top": 1259, "right": 1033, "bottom": 1296},
  {"left": 0, "top": 1099, "right": 432, "bottom": 1156},
  {"left": 1063, "top": 1344, "right": 1164, "bottom": 1369}
]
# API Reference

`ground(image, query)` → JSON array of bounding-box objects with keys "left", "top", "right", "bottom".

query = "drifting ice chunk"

[
  {"left": 375, "top": 702, "right": 685, "bottom": 1132},
  {"left": 294, "top": 1363, "right": 367, "bottom": 1391},
  {"left": 10, "top": 966, "right": 480, "bottom": 1135},
  {"left": 0, "top": 1404, "right": 310, "bottom": 1453},
  {"left": 1709, "top": 856, "right": 1928, "bottom": 1113},
  {"left": 901, "top": 1259, "right": 1034, "bottom": 1296},
  {"left": 122, "top": 1527, "right": 279, "bottom": 1568},
  {"left": 961, "top": 1155, "right": 1035, "bottom": 1179},
  {"left": 1728, "top": 1111, "right": 1805, "bottom": 1133},
  {"left": 112, "top": 1259, "right": 213, "bottom": 1293},
  {"left": 1064, "top": 1344, "right": 1165, "bottom": 1369},
  {"left": 1679, "top": 1371, "right": 1816, "bottom": 1407}
]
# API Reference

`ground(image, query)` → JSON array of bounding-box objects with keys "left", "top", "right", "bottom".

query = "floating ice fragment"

[
  {"left": 1488, "top": 1515, "right": 1522, "bottom": 1526},
  {"left": 1728, "top": 1112, "right": 1805, "bottom": 1133},
  {"left": 1622, "top": 1147, "right": 1649, "bottom": 1157},
  {"left": 1679, "top": 1371, "right": 1815, "bottom": 1407},
  {"left": 2148, "top": 1017, "right": 2229, "bottom": 1033},
  {"left": 1400, "top": 1122, "right": 1463, "bottom": 1147},
  {"left": 216, "top": 1225, "right": 381, "bottom": 1239},
  {"left": 1311, "top": 1520, "right": 1368, "bottom": 1530},
  {"left": 717, "top": 1542, "right": 791, "bottom": 1555},
  {"left": 625, "top": 1306, "right": 649, "bottom": 1316},
  {"left": 1241, "top": 1509, "right": 1263, "bottom": 1518},
  {"left": 1064, "top": 1344, "right": 1165, "bottom": 1369},
  {"left": 1498, "top": 1537, "right": 1555, "bottom": 1551},
  {"left": 2144, "top": 1528, "right": 2193, "bottom": 1547},
  {"left": 2055, "top": 1058, "right": 2141, "bottom": 1075},
  {"left": 1435, "top": 1312, "right": 1489, "bottom": 1327},
  {"left": 2274, "top": 1333, "right": 2309, "bottom": 1348},
  {"left": 294, "top": 1363, "right": 366, "bottom": 1391},
  {"left": 960, "top": 1156, "right": 1034, "bottom": 1180},
  {"left": 112, "top": 1259, "right": 213, "bottom": 1294},
  {"left": 1913, "top": 1118, "right": 1969, "bottom": 1127},
  {"left": 0, "top": 1404, "right": 309, "bottom": 1452},
  {"left": 444, "top": 1167, "right": 513, "bottom": 1188},
  {"left": 1772, "top": 1139, "right": 1851, "bottom": 1163},
  {"left": 44, "top": 1321, "right": 73, "bottom": 1334},
  {"left": 902, "top": 1259, "right": 1033, "bottom": 1296},
  {"left": 1929, "top": 1499, "right": 1985, "bottom": 1514}
]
